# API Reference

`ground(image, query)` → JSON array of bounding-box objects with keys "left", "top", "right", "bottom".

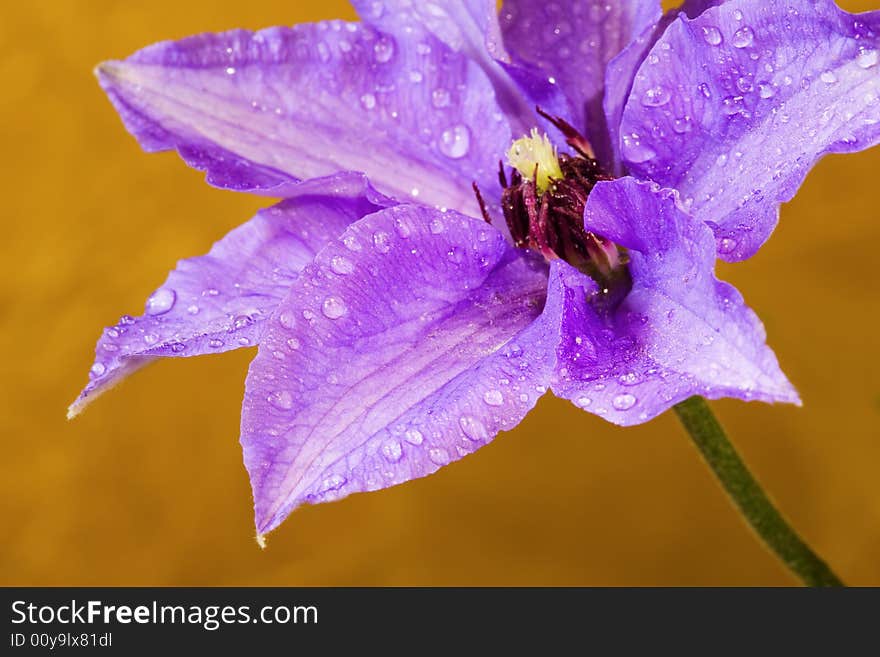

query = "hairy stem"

[{"left": 673, "top": 396, "right": 843, "bottom": 587}]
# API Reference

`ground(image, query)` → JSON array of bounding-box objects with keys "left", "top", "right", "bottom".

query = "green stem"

[{"left": 673, "top": 396, "right": 843, "bottom": 587}]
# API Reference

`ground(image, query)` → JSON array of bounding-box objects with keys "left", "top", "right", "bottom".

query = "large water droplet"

[
  {"left": 145, "top": 288, "right": 176, "bottom": 315},
  {"left": 404, "top": 428, "right": 424, "bottom": 445},
  {"left": 438, "top": 124, "right": 471, "bottom": 159},
  {"left": 372, "top": 230, "right": 392, "bottom": 254},
  {"left": 731, "top": 26, "right": 754, "bottom": 48},
  {"left": 856, "top": 49, "right": 878, "bottom": 69},
  {"left": 428, "top": 447, "right": 450, "bottom": 465},
  {"left": 621, "top": 133, "right": 656, "bottom": 163},
  {"left": 459, "top": 415, "right": 488, "bottom": 441},
  {"left": 382, "top": 440, "right": 403, "bottom": 462},
  {"left": 268, "top": 390, "right": 294, "bottom": 410},
  {"left": 330, "top": 255, "right": 355, "bottom": 275},
  {"left": 89, "top": 362, "right": 106, "bottom": 378},
  {"left": 373, "top": 37, "right": 395, "bottom": 63},
  {"left": 322, "top": 296, "right": 348, "bottom": 319},
  {"left": 641, "top": 85, "right": 671, "bottom": 107},
  {"left": 702, "top": 26, "right": 723, "bottom": 46},
  {"left": 482, "top": 390, "right": 503, "bottom": 406},
  {"left": 612, "top": 393, "right": 637, "bottom": 411}
]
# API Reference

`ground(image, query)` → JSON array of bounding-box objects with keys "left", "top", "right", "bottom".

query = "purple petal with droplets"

[
  {"left": 549, "top": 178, "right": 798, "bottom": 426},
  {"left": 240, "top": 205, "right": 554, "bottom": 535},
  {"left": 69, "top": 175, "right": 388, "bottom": 417},
  {"left": 352, "top": 0, "right": 546, "bottom": 137},
  {"left": 620, "top": 0, "right": 880, "bottom": 261},
  {"left": 97, "top": 22, "right": 513, "bottom": 217},
  {"left": 500, "top": 0, "right": 661, "bottom": 166}
]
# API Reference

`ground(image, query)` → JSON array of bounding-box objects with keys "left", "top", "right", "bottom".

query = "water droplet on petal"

[
  {"left": 321, "top": 296, "right": 347, "bottom": 319},
  {"left": 621, "top": 133, "right": 656, "bottom": 163},
  {"left": 372, "top": 230, "right": 392, "bottom": 253},
  {"left": 612, "top": 393, "right": 637, "bottom": 411},
  {"left": 731, "top": 26, "right": 754, "bottom": 48},
  {"left": 702, "top": 26, "right": 723, "bottom": 46},
  {"left": 286, "top": 337, "right": 301, "bottom": 350},
  {"left": 641, "top": 84, "right": 671, "bottom": 107},
  {"left": 208, "top": 338, "right": 224, "bottom": 349},
  {"left": 143, "top": 333, "right": 158, "bottom": 345},
  {"left": 382, "top": 440, "right": 403, "bottom": 462},
  {"left": 856, "top": 49, "right": 878, "bottom": 69},
  {"left": 820, "top": 70, "right": 837, "bottom": 84},
  {"left": 431, "top": 88, "right": 451, "bottom": 108},
  {"left": 89, "top": 362, "right": 106, "bottom": 378},
  {"left": 482, "top": 390, "right": 503, "bottom": 406},
  {"left": 145, "top": 288, "right": 176, "bottom": 315},
  {"left": 428, "top": 447, "right": 450, "bottom": 465},
  {"left": 330, "top": 255, "right": 355, "bottom": 275},
  {"left": 575, "top": 395, "right": 592, "bottom": 408},
  {"left": 278, "top": 311, "right": 296, "bottom": 329},
  {"left": 404, "top": 428, "right": 424, "bottom": 445},
  {"left": 268, "top": 390, "right": 294, "bottom": 410},
  {"left": 459, "top": 415, "right": 488, "bottom": 441},
  {"left": 360, "top": 93, "right": 376, "bottom": 110},
  {"left": 320, "top": 474, "right": 346, "bottom": 493},
  {"left": 373, "top": 37, "right": 395, "bottom": 63},
  {"left": 718, "top": 237, "right": 738, "bottom": 254},
  {"left": 438, "top": 124, "right": 471, "bottom": 159}
]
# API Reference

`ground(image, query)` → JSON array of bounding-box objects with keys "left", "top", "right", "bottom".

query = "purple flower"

[{"left": 75, "top": 0, "right": 880, "bottom": 538}]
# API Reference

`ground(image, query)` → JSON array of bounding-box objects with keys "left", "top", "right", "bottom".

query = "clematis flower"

[{"left": 75, "top": 0, "right": 880, "bottom": 539}]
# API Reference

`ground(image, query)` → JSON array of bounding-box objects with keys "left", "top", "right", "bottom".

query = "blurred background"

[{"left": 1, "top": 0, "right": 878, "bottom": 586}]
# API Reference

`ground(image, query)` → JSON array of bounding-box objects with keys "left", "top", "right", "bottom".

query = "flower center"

[{"left": 474, "top": 109, "right": 628, "bottom": 291}]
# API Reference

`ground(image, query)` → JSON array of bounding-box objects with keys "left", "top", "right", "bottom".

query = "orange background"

[{"left": 1, "top": 0, "right": 878, "bottom": 586}]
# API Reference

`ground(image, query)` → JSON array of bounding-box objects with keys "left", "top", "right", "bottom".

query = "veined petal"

[
  {"left": 352, "top": 0, "right": 554, "bottom": 137},
  {"left": 240, "top": 205, "right": 553, "bottom": 535},
  {"left": 97, "top": 22, "right": 512, "bottom": 217},
  {"left": 550, "top": 178, "right": 798, "bottom": 426},
  {"left": 501, "top": 0, "right": 662, "bottom": 166},
  {"left": 620, "top": 0, "right": 880, "bottom": 261},
  {"left": 69, "top": 174, "right": 388, "bottom": 417}
]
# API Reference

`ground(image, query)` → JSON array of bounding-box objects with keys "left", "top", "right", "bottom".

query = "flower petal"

[
  {"left": 97, "top": 22, "right": 513, "bottom": 217},
  {"left": 620, "top": 0, "right": 880, "bottom": 261},
  {"left": 500, "top": 0, "right": 662, "bottom": 164},
  {"left": 240, "top": 205, "right": 553, "bottom": 535},
  {"left": 69, "top": 174, "right": 388, "bottom": 417},
  {"left": 549, "top": 178, "right": 799, "bottom": 426}
]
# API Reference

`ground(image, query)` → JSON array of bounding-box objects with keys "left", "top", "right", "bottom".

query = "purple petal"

[
  {"left": 500, "top": 0, "right": 662, "bottom": 164},
  {"left": 240, "top": 205, "right": 553, "bottom": 535},
  {"left": 352, "top": 0, "right": 548, "bottom": 137},
  {"left": 97, "top": 22, "right": 513, "bottom": 217},
  {"left": 549, "top": 177, "right": 799, "bottom": 426},
  {"left": 620, "top": 0, "right": 880, "bottom": 261},
  {"left": 69, "top": 174, "right": 388, "bottom": 417}
]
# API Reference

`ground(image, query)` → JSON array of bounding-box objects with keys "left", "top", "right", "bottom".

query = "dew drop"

[
  {"left": 575, "top": 395, "right": 592, "bottom": 408},
  {"left": 143, "top": 333, "right": 159, "bottom": 345},
  {"left": 820, "top": 70, "right": 837, "bottom": 84},
  {"left": 459, "top": 415, "right": 488, "bottom": 441},
  {"left": 731, "top": 26, "right": 754, "bottom": 48},
  {"left": 330, "top": 255, "right": 355, "bottom": 275},
  {"left": 372, "top": 230, "right": 392, "bottom": 253},
  {"left": 373, "top": 37, "right": 395, "bottom": 63},
  {"left": 429, "top": 217, "right": 446, "bottom": 234},
  {"left": 320, "top": 474, "right": 346, "bottom": 493},
  {"left": 208, "top": 338, "right": 224, "bottom": 349},
  {"left": 187, "top": 304, "right": 200, "bottom": 315},
  {"left": 278, "top": 311, "right": 296, "bottom": 329},
  {"left": 322, "top": 296, "right": 348, "bottom": 319},
  {"left": 482, "top": 390, "right": 503, "bottom": 406},
  {"left": 267, "top": 390, "right": 294, "bottom": 410},
  {"left": 641, "top": 84, "right": 671, "bottom": 107},
  {"left": 145, "top": 288, "right": 176, "bottom": 315},
  {"left": 286, "top": 337, "right": 301, "bottom": 350},
  {"left": 758, "top": 84, "right": 775, "bottom": 99},
  {"left": 382, "top": 440, "right": 403, "bottom": 462},
  {"left": 612, "top": 393, "right": 637, "bottom": 411},
  {"left": 89, "top": 362, "right": 106, "bottom": 378},
  {"left": 621, "top": 133, "right": 656, "bottom": 163},
  {"left": 702, "top": 26, "right": 723, "bottom": 46},
  {"left": 428, "top": 447, "right": 450, "bottom": 465},
  {"left": 438, "top": 124, "right": 471, "bottom": 159},
  {"left": 360, "top": 93, "right": 376, "bottom": 110},
  {"left": 856, "top": 49, "right": 878, "bottom": 69},
  {"left": 404, "top": 428, "right": 424, "bottom": 445},
  {"left": 431, "top": 88, "right": 451, "bottom": 108},
  {"left": 718, "top": 237, "right": 738, "bottom": 254}
]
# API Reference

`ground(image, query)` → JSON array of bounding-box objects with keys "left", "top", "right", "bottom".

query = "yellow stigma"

[{"left": 506, "top": 129, "right": 563, "bottom": 194}]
